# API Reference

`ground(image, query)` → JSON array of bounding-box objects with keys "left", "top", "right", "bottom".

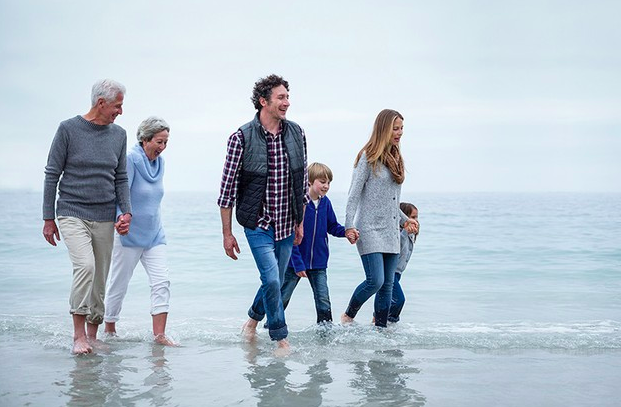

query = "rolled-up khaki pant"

[{"left": 58, "top": 216, "right": 114, "bottom": 325}]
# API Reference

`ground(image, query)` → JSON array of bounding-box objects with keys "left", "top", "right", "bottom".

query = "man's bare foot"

[
  {"left": 371, "top": 316, "right": 375, "bottom": 324},
  {"left": 72, "top": 336, "right": 92, "bottom": 355},
  {"left": 241, "top": 318, "right": 258, "bottom": 341},
  {"left": 341, "top": 313, "right": 355, "bottom": 325},
  {"left": 154, "top": 334, "right": 178, "bottom": 346},
  {"left": 274, "top": 339, "right": 290, "bottom": 357}
]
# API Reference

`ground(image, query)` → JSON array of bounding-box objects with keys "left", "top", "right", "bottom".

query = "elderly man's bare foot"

[
  {"left": 87, "top": 337, "right": 110, "bottom": 353},
  {"left": 72, "top": 336, "right": 92, "bottom": 355},
  {"left": 273, "top": 339, "right": 290, "bottom": 357},
  {"left": 241, "top": 318, "right": 258, "bottom": 341},
  {"left": 154, "top": 334, "right": 178, "bottom": 346},
  {"left": 340, "top": 313, "right": 355, "bottom": 325}
]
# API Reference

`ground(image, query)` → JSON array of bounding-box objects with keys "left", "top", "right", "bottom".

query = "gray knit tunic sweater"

[
  {"left": 345, "top": 151, "right": 407, "bottom": 256},
  {"left": 43, "top": 115, "right": 131, "bottom": 222}
]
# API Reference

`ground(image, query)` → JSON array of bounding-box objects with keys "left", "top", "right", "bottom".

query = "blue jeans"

[
  {"left": 281, "top": 266, "right": 332, "bottom": 323},
  {"left": 388, "top": 272, "right": 405, "bottom": 323},
  {"left": 345, "top": 252, "right": 399, "bottom": 327},
  {"left": 244, "top": 226, "right": 293, "bottom": 341}
]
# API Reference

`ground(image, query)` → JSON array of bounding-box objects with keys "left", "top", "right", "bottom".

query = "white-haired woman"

[{"left": 104, "top": 116, "right": 175, "bottom": 345}]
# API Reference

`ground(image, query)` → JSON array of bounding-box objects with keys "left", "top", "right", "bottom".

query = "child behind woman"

[{"left": 389, "top": 202, "right": 419, "bottom": 323}]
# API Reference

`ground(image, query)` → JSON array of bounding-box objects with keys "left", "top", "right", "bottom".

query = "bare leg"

[
  {"left": 241, "top": 318, "right": 258, "bottom": 341},
  {"left": 86, "top": 322, "right": 99, "bottom": 342},
  {"left": 152, "top": 313, "right": 176, "bottom": 346},
  {"left": 72, "top": 314, "right": 92, "bottom": 355},
  {"left": 104, "top": 322, "right": 117, "bottom": 335},
  {"left": 341, "top": 313, "right": 355, "bottom": 325}
]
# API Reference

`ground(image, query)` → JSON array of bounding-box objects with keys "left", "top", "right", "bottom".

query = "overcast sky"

[{"left": 1, "top": 0, "right": 619, "bottom": 194}]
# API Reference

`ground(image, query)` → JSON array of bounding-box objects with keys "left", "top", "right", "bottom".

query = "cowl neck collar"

[{"left": 131, "top": 143, "right": 163, "bottom": 182}]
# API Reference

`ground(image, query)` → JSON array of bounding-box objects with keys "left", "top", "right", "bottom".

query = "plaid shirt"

[{"left": 217, "top": 122, "right": 309, "bottom": 241}]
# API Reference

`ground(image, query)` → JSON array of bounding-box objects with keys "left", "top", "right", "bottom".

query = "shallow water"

[{"left": 1, "top": 191, "right": 620, "bottom": 406}]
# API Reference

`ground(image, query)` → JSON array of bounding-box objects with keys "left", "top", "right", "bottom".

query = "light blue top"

[{"left": 118, "top": 143, "right": 166, "bottom": 248}]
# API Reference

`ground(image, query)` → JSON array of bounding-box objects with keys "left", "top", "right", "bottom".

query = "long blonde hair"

[{"left": 354, "top": 109, "right": 405, "bottom": 184}]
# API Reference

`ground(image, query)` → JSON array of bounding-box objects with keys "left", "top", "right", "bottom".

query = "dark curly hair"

[{"left": 251, "top": 74, "right": 289, "bottom": 111}]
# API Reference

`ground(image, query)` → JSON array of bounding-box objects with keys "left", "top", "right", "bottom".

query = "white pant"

[{"left": 104, "top": 234, "right": 170, "bottom": 322}]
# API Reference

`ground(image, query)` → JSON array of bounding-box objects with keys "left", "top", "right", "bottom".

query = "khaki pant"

[{"left": 58, "top": 216, "right": 114, "bottom": 325}]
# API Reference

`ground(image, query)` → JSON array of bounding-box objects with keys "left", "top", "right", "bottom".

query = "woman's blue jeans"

[
  {"left": 244, "top": 226, "right": 293, "bottom": 341},
  {"left": 281, "top": 266, "right": 332, "bottom": 323},
  {"left": 345, "top": 252, "right": 399, "bottom": 327},
  {"left": 388, "top": 271, "right": 405, "bottom": 323}
]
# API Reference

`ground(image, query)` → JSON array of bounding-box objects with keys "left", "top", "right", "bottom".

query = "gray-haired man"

[{"left": 43, "top": 79, "right": 133, "bottom": 354}]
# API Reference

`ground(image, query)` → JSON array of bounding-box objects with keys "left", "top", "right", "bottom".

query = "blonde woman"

[{"left": 340, "top": 109, "right": 417, "bottom": 328}]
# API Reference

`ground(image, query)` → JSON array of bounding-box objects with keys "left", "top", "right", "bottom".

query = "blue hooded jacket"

[{"left": 289, "top": 195, "right": 346, "bottom": 272}]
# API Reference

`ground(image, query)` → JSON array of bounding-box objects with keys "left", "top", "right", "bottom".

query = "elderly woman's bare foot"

[
  {"left": 340, "top": 313, "right": 355, "bottom": 325},
  {"left": 154, "top": 334, "right": 178, "bottom": 346},
  {"left": 72, "top": 336, "right": 93, "bottom": 355}
]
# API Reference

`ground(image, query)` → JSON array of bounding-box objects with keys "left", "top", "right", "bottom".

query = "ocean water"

[{"left": 1, "top": 190, "right": 620, "bottom": 406}]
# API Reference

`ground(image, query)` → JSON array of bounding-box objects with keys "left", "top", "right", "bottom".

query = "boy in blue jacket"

[{"left": 280, "top": 162, "right": 348, "bottom": 324}]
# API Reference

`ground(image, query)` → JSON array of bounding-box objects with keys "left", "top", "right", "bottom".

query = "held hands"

[
  {"left": 115, "top": 213, "right": 132, "bottom": 235},
  {"left": 43, "top": 219, "right": 61, "bottom": 246},
  {"left": 404, "top": 218, "right": 419, "bottom": 235},
  {"left": 345, "top": 228, "right": 359, "bottom": 244},
  {"left": 223, "top": 233, "right": 240, "bottom": 260}
]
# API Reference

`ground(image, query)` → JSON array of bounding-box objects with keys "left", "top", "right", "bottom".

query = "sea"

[{"left": 0, "top": 190, "right": 620, "bottom": 407}]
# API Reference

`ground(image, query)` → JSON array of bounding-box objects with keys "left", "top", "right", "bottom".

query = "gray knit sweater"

[
  {"left": 345, "top": 151, "right": 407, "bottom": 256},
  {"left": 43, "top": 115, "right": 131, "bottom": 222}
]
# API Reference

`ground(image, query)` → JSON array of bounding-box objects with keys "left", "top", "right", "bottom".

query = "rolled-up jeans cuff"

[
  {"left": 269, "top": 324, "right": 288, "bottom": 341},
  {"left": 247, "top": 308, "right": 265, "bottom": 322},
  {"left": 345, "top": 306, "right": 358, "bottom": 319}
]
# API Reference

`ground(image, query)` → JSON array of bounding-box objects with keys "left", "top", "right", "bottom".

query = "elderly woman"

[{"left": 104, "top": 116, "right": 175, "bottom": 345}]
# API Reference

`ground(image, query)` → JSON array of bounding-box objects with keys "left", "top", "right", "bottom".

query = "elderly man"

[
  {"left": 218, "top": 74, "right": 309, "bottom": 354},
  {"left": 43, "top": 79, "right": 133, "bottom": 354}
]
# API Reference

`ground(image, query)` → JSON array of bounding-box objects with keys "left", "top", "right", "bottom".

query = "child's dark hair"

[{"left": 400, "top": 202, "right": 417, "bottom": 216}]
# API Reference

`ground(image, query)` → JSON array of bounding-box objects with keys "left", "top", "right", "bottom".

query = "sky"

[{"left": 1, "top": 0, "right": 620, "bottom": 194}]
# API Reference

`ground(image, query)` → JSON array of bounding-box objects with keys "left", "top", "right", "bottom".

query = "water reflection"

[
  {"left": 139, "top": 344, "right": 173, "bottom": 406},
  {"left": 349, "top": 349, "right": 426, "bottom": 406},
  {"left": 66, "top": 354, "right": 128, "bottom": 406},
  {"left": 243, "top": 342, "right": 332, "bottom": 407},
  {"left": 64, "top": 343, "right": 173, "bottom": 407}
]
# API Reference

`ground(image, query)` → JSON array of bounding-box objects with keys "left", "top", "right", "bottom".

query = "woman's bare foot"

[
  {"left": 340, "top": 313, "right": 355, "bottom": 325},
  {"left": 154, "top": 334, "right": 178, "bottom": 346},
  {"left": 241, "top": 318, "right": 258, "bottom": 341},
  {"left": 274, "top": 339, "right": 290, "bottom": 357},
  {"left": 72, "top": 336, "right": 93, "bottom": 355}
]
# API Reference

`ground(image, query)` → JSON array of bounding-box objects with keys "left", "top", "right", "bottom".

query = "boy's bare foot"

[
  {"left": 274, "top": 339, "right": 290, "bottom": 357},
  {"left": 241, "top": 318, "right": 258, "bottom": 341},
  {"left": 72, "top": 336, "right": 93, "bottom": 355},
  {"left": 340, "top": 313, "right": 355, "bottom": 325},
  {"left": 154, "top": 334, "right": 178, "bottom": 346}
]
